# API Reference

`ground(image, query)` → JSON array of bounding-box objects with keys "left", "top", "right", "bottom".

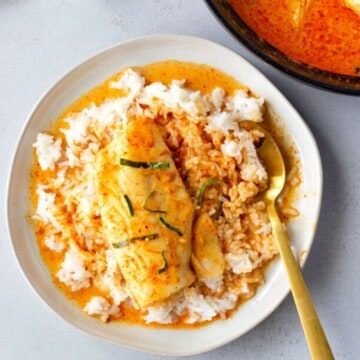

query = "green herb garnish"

[
  {"left": 123, "top": 194, "right": 134, "bottom": 217},
  {"left": 158, "top": 250, "right": 168, "bottom": 274},
  {"left": 196, "top": 178, "right": 223, "bottom": 206},
  {"left": 130, "top": 233, "right": 159, "bottom": 241},
  {"left": 215, "top": 199, "right": 223, "bottom": 220},
  {"left": 159, "top": 217, "right": 183, "bottom": 236},
  {"left": 112, "top": 233, "right": 159, "bottom": 248},
  {"left": 143, "top": 191, "right": 167, "bottom": 214},
  {"left": 120, "top": 158, "right": 170, "bottom": 169},
  {"left": 112, "top": 240, "right": 130, "bottom": 248}
]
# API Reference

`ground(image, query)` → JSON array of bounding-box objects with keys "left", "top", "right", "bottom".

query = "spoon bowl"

[
  {"left": 240, "top": 121, "right": 334, "bottom": 360},
  {"left": 240, "top": 121, "right": 286, "bottom": 204}
]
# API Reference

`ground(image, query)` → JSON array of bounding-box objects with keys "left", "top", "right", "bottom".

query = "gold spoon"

[{"left": 240, "top": 121, "right": 334, "bottom": 360}]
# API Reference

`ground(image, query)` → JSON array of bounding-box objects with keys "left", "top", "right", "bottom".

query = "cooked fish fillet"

[{"left": 94, "top": 117, "right": 195, "bottom": 308}]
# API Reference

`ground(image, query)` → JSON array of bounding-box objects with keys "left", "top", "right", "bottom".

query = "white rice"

[
  {"left": 84, "top": 296, "right": 120, "bottom": 323},
  {"left": 33, "top": 133, "right": 62, "bottom": 171},
  {"left": 225, "top": 253, "right": 254, "bottom": 274},
  {"left": 56, "top": 243, "right": 91, "bottom": 292},
  {"left": 44, "top": 235, "right": 64, "bottom": 253}
]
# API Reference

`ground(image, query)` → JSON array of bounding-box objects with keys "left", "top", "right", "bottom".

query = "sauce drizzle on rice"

[{"left": 29, "top": 60, "right": 301, "bottom": 326}]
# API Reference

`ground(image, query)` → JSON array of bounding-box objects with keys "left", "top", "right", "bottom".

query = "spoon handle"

[{"left": 268, "top": 202, "right": 334, "bottom": 360}]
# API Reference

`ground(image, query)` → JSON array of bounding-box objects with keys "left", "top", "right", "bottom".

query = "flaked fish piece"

[
  {"left": 94, "top": 117, "right": 195, "bottom": 308},
  {"left": 191, "top": 213, "right": 225, "bottom": 283}
]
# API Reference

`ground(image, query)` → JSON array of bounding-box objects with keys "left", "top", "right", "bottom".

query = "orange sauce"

[
  {"left": 228, "top": 0, "right": 360, "bottom": 76},
  {"left": 31, "top": 60, "right": 300, "bottom": 327}
]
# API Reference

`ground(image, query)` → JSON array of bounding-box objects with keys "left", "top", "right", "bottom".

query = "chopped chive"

[
  {"left": 123, "top": 194, "right": 134, "bottom": 217},
  {"left": 120, "top": 158, "right": 170, "bottom": 169},
  {"left": 151, "top": 161, "right": 170, "bottom": 169},
  {"left": 197, "top": 178, "right": 223, "bottom": 206},
  {"left": 143, "top": 191, "right": 167, "bottom": 214},
  {"left": 158, "top": 250, "right": 168, "bottom": 274},
  {"left": 130, "top": 233, "right": 159, "bottom": 241},
  {"left": 144, "top": 207, "right": 167, "bottom": 214},
  {"left": 159, "top": 217, "right": 183, "bottom": 236},
  {"left": 112, "top": 240, "right": 130, "bottom": 248},
  {"left": 215, "top": 200, "right": 223, "bottom": 220},
  {"left": 112, "top": 233, "right": 158, "bottom": 248}
]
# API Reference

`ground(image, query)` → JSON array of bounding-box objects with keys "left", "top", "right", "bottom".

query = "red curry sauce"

[{"left": 228, "top": 0, "right": 360, "bottom": 76}]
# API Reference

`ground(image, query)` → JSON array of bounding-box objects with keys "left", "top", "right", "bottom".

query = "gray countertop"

[{"left": 1, "top": 1, "right": 359, "bottom": 359}]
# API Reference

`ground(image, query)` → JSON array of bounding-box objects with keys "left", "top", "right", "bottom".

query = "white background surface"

[{"left": 1, "top": 1, "right": 359, "bottom": 359}]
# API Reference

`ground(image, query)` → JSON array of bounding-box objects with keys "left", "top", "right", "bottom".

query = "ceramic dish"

[
  {"left": 205, "top": 0, "right": 360, "bottom": 95},
  {"left": 6, "top": 34, "right": 322, "bottom": 356}
]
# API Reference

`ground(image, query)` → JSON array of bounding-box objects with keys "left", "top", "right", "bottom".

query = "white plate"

[{"left": 6, "top": 35, "right": 322, "bottom": 356}]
